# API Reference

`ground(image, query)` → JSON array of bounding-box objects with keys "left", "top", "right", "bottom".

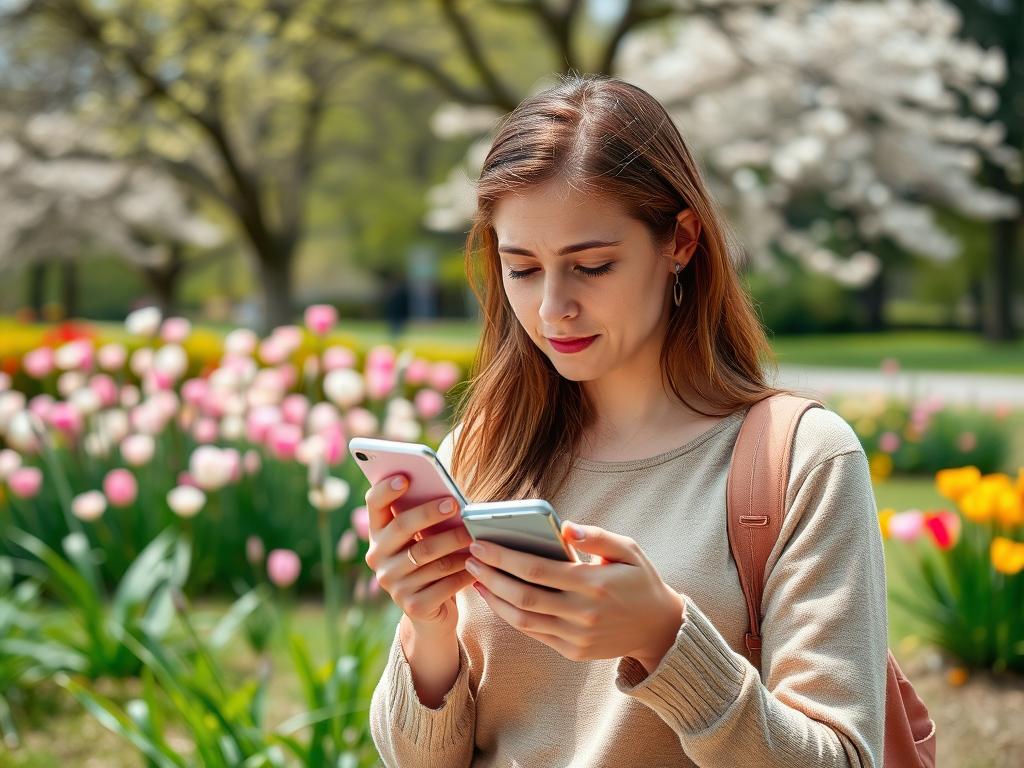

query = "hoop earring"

[{"left": 673, "top": 263, "right": 683, "bottom": 307}]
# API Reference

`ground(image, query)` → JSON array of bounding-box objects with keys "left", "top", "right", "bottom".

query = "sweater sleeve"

[
  {"left": 615, "top": 436, "right": 887, "bottom": 767},
  {"left": 369, "top": 624, "right": 477, "bottom": 768}
]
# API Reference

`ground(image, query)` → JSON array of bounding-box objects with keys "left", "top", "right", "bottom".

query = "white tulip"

[
  {"left": 70, "top": 386, "right": 102, "bottom": 417},
  {"left": 5, "top": 411, "right": 41, "bottom": 453},
  {"left": 71, "top": 490, "right": 107, "bottom": 522},
  {"left": 295, "top": 435, "right": 325, "bottom": 466},
  {"left": 188, "top": 446, "right": 233, "bottom": 491},
  {"left": 120, "top": 384, "right": 141, "bottom": 409},
  {"left": 99, "top": 408, "right": 130, "bottom": 445},
  {"left": 386, "top": 397, "right": 416, "bottom": 421},
  {"left": 308, "top": 476, "right": 351, "bottom": 512},
  {"left": 153, "top": 344, "right": 189, "bottom": 381},
  {"left": 0, "top": 390, "right": 26, "bottom": 433},
  {"left": 220, "top": 414, "right": 245, "bottom": 441},
  {"left": 323, "top": 369, "right": 365, "bottom": 409},
  {"left": 0, "top": 448, "right": 22, "bottom": 481},
  {"left": 83, "top": 432, "right": 110, "bottom": 458},
  {"left": 0, "top": 372, "right": 10, "bottom": 392},
  {"left": 307, "top": 402, "right": 341, "bottom": 434},
  {"left": 97, "top": 342, "right": 129, "bottom": 371},
  {"left": 223, "top": 328, "right": 258, "bottom": 356},
  {"left": 125, "top": 306, "right": 163, "bottom": 337},
  {"left": 56, "top": 371, "right": 87, "bottom": 398},
  {"left": 121, "top": 433, "right": 156, "bottom": 466},
  {"left": 167, "top": 485, "right": 206, "bottom": 518},
  {"left": 130, "top": 347, "right": 154, "bottom": 376},
  {"left": 383, "top": 416, "right": 422, "bottom": 443}
]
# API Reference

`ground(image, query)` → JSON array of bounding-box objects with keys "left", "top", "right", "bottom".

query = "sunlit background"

[{"left": 0, "top": 1, "right": 1022, "bottom": 766}]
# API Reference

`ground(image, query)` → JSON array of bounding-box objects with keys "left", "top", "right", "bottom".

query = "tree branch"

[
  {"left": 493, "top": 0, "right": 584, "bottom": 73},
  {"left": 437, "top": 0, "right": 519, "bottom": 109},
  {"left": 596, "top": 0, "right": 675, "bottom": 75}
]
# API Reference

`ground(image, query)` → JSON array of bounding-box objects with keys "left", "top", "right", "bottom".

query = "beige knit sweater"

[{"left": 369, "top": 408, "right": 888, "bottom": 767}]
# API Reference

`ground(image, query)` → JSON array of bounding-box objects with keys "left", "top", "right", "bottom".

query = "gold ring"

[{"left": 406, "top": 547, "right": 420, "bottom": 568}]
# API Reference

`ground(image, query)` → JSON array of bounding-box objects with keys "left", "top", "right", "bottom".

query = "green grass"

[{"left": 771, "top": 331, "right": 1024, "bottom": 373}]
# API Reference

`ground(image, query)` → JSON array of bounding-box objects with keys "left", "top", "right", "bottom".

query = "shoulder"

[
  {"left": 436, "top": 423, "right": 464, "bottom": 473},
  {"left": 791, "top": 405, "right": 863, "bottom": 470}
]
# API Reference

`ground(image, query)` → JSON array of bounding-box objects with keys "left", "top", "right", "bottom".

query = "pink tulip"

[
  {"left": 346, "top": 407, "right": 379, "bottom": 438},
  {"left": 89, "top": 374, "right": 118, "bottom": 408},
  {"left": 282, "top": 394, "right": 310, "bottom": 426},
  {"left": 428, "top": 361, "right": 461, "bottom": 393},
  {"left": 0, "top": 372, "right": 9, "bottom": 392},
  {"left": 351, "top": 505, "right": 370, "bottom": 541},
  {"left": 49, "top": 402, "right": 83, "bottom": 436},
  {"left": 878, "top": 431, "right": 901, "bottom": 454},
  {"left": 924, "top": 510, "right": 960, "bottom": 550},
  {"left": 130, "top": 347, "right": 154, "bottom": 377},
  {"left": 277, "top": 363, "right": 297, "bottom": 390},
  {"left": 103, "top": 468, "right": 138, "bottom": 507},
  {"left": 337, "top": 529, "right": 359, "bottom": 561},
  {"left": 321, "top": 422, "right": 346, "bottom": 465},
  {"left": 258, "top": 337, "right": 289, "bottom": 365},
  {"left": 302, "top": 353, "right": 320, "bottom": 380},
  {"left": 176, "top": 472, "right": 199, "bottom": 489},
  {"left": 120, "top": 384, "right": 141, "bottom": 409},
  {"left": 97, "top": 342, "right": 128, "bottom": 371},
  {"left": 222, "top": 447, "right": 242, "bottom": 482},
  {"left": 0, "top": 449, "right": 22, "bottom": 482},
  {"left": 23, "top": 347, "right": 55, "bottom": 379},
  {"left": 54, "top": 339, "right": 93, "bottom": 371},
  {"left": 253, "top": 367, "right": 287, "bottom": 395},
  {"left": 267, "top": 422, "right": 303, "bottom": 460},
  {"left": 144, "top": 369, "right": 175, "bottom": 393},
  {"left": 192, "top": 417, "right": 219, "bottom": 444},
  {"left": 243, "top": 449, "right": 262, "bottom": 475},
  {"left": 271, "top": 325, "right": 304, "bottom": 353},
  {"left": 121, "top": 433, "right": 156, "bottom": 466},
  {"left": 246, "top": 535, "right": 265, "bottom": 566},
  {"left": 888, "top": 510, "right": 925, "bottom": 542},
  {"left": 266, "top": 549, "right": 301, "bottom": 588},
  {"left": 322, "top": 345, "right": 356, "bottom": 371},
  {"left": 304, "top": 304, "right": 338, "bottom": 335},
  {"left": 365, "top": 345, "right": 396, "bottom": 373},
  {"left": 7, "top": 466, "right": 43, "bottom": 499},
  {"left": 880, "top": 357, "right": 900, "bottom": 376},
  {"left": 181, "top": 378, "right": 210, "bottom": 406},
  {"left": 223, "top": 328, "right": 258, "bottom": 356},
  {"left": 405, "top": 357, "right": 431, "bottom": 385},
  {"left": 957, "top": 432, "right": 978, "bottom": 453},
  {"left": 245, "top": 405, "right": 282, "bottom": 443},
  {"left": 28, "top": 394, "right": 55, "bottom": 421},
  {"left": 365, "top": 367, "right": 395, "bottom": 400},
  {"left": 414, "top": 388, "right": 446, "bottom": 420},
  {"left": 160, "top": 317, "right": 192, "bottom": 343}
]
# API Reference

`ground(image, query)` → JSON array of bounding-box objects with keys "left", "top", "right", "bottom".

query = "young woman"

[{"left": 363, "top": 76, "right": 887, "bottom": 767}]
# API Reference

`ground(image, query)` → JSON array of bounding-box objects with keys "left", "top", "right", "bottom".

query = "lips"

[{"left": 546, "top": 335, "right": 598, "bottom": 354}]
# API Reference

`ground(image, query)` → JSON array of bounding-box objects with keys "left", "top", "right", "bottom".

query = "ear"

[{"left": 668, "top": 209, "right": 702, "bottom": 272}]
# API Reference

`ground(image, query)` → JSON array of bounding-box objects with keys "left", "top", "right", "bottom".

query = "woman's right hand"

[{"left": 364, "top": 474, "right": 477, "bottom": 639}]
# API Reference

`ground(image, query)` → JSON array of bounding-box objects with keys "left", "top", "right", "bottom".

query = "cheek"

[{"left": 502, "top": 280, "right": 540, "bottom": 333}]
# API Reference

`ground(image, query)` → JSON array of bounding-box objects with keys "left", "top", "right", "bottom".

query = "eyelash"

[{"left": 506, "top": 263, "right": 614, "bottom": 280}]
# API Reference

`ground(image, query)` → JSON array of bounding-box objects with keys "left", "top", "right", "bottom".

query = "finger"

[
  {"left": 365, "top": 475, "right": 409, "bottom": 532},
  {"left": 467, "top": 540, "right": 580, "bottom": 592},
  {"left": 398, "top": 551, "right": 472, "bottom": 593},
  {"left": 403, "top": 570, "right": 477, "bottom": 624},
  {"left": 377, "top": 496, "right": 461, "bottom": 554},
  {"left": 407, "top": 525, "right": 474, "bottom": 569},
  {"left": 561, "top": 521, "right": 640, "bottom": 565},
  {"left": 471, "top": 580, "right": 578, "bottom": 640}
]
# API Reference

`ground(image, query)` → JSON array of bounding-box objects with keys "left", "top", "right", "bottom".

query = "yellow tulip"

[
  {"left": 869, "top": 453, "right": 893, "bottom": 483},
  {"left": 955, "top": 473, "right": 1014, "bottom": 524},
  {"left": 995, "top": 487, "right": 1024, "bottom": 527},
  {"left": 990, "top": 536, "right": 1024, "bottom": 575},
  {"left": 878, "top": 508, "right": 896, "bottom": 539},
  {"left": 935, "top": 466, "right": 981, "bottom": 502}
]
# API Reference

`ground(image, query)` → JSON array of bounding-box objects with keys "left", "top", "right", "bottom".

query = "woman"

[{"left": 364, "top": 76, "right": 887, "bottom": 767}]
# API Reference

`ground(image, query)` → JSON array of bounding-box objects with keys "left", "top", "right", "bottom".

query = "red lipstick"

[{"left": 547, "top": 335, "right": 597, "bottom": 354}]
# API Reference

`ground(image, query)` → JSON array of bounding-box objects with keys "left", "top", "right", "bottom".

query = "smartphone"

[
  {"left": 348, "top": 437, "right": 469, "bottom": 536},
  {"left": 461, "top": 500, "right": 577, "bottom": 563}
]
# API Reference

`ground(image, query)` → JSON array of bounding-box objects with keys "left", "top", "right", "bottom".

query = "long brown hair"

[{"left": 452, "top": 75, "right": 776, "bottom": 501}]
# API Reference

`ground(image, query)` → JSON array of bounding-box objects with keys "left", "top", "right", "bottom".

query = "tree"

[{"left": 0, "top": 110, "right": 222, "bottom": 315}]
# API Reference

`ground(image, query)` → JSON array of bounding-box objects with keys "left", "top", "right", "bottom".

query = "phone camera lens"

[{"left": 354, "top": 452, "right": 369, "bottom": 462}]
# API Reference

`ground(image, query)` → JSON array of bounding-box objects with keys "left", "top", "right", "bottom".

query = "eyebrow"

[{"left": 497, "top": 239, "right": 622, "bottom": 258}]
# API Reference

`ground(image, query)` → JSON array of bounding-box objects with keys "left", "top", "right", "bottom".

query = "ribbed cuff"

[
  {"left": 387, "top": 626, "right": 475, "bottom": 749},
  {"left": 616, "top": 598, "right": 748, "bottom": 733}
]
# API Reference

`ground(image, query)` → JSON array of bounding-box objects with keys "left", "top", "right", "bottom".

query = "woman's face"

[{"left": 492, "top": 179, "right": 687, "bottom": 385}]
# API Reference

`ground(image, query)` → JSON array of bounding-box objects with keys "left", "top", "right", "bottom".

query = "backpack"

[{"left": 727, "top": 394, "right": 937, "bottom": 768}]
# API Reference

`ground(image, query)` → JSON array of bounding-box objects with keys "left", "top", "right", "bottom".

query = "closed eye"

[
  {"left": 575, "top": 262, "right": 614, "bottom": 277},
  {"left": 507, "top": 266, "right": 538, "bottom": 280}
]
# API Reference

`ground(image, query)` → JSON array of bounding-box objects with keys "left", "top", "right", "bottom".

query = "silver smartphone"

[{"left": 461, "top": 499, "right": 577, "bottom": 563}]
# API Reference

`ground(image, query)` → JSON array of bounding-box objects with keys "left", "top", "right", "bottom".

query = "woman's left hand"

[{"left": 465, "top": 521, "right": 685, "bottom": 674}]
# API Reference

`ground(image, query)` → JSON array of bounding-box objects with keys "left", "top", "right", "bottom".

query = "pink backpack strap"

[{"left": 726, "top": 394, "right": 822, "bottom": 667}]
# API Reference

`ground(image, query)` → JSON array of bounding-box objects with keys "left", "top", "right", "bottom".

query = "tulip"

[
  {"left": 428, "top": 361, "right": 461, "bottom": 392},
  {"left": 878, "top": 431, "right": 900, "bottom": 454},
  {"left": 49, "top": 402, "right": 84, "bottom": 436},
  {"left": 258, "top": 337, "right": 290, "bottom": 365},
  {"left": 130, "top": 347, "right": 154, "bottom": 376},
  {"left": 351, "top": 505, "right": 370, "bottom": 541},
  {"left": 153, "top": 344, "right": 188, "bottom": 382},
  {"left": 0, "top": 449, "right": 22, "bottom": 481},
  {"left": 103, "top": 468, "right": 139, "bottom": 508},
  {"left": 365, "top": 345, "right": 396, "bottom": 373},
  {"left": 337, "top": 529, "right": 359, "bottom": 561},
  {"left": 222, "top": 447, "right": 242, "bottom": 482},
  {"left": 0, "top": 390, "right": 27, "bottom": 432},
  {"left": 321, "top": 421, "right": 345, "bottom": 465},
  {"left": 0, "top": 372, "right": 9, "bottom": 392},
  {"left": 923, "top": 510, "right": 960, "bottom": 550},
  {"left": 97, "top": 342, "right": 128, "bottom": 371},
  {"left": 405, "top": 357, "right": 431, "bottom": 386},
  {"left": 166, "top": 485, "right": 206, "bottom": 518},
  {"left": 253, "top": 367, "right": 287, "bottom": 396},
  {"left": 877, "top": 508, "right": 895, "bottom": 539},
  {"left": 323, "top": 368, "right": 365, "bottom": 409},
  {"left": 243, "top": 449, "right": 262, "bottom": 475},
  {"left": 120, "top": 384, "right": 141, "bottom": 409},
  {"left": 384, "top": 415, "right": 422, "bottom": 443},
  {"left": 56, "top": 371, "right": 86, "bottom": 398},
  {"left": 220, "top": 414, "right": 245, "bottom": 441},
  {"left": 7, "top": 466, "right": 43, "bottom": 499},
  {"left": 246, "top": 535, "right": 265, "bottom": 566},
  {"left": 160, "top": 317, "right": 192, "bottom": 343},
  {"left": 267, "top": 422, "right": 303, "bottom": 460},
  {"left": 266, "top": 548, "right": 301, "bottom": 587},
  {"left": 991, "top": 536, "right": 1024, "bottom": 575},
  {"left": 295, "top": 435, "right": 325, "bottom": 466},
  {"left": 190, "top": 417, "right": 218, "bottom": 444},
  {"left": 304, "top": 304, "right": 338, "bottom": 335},
  {"left": 99, "top": 408, "right": 130, "bottom": 445},
  {"left": 245, "top": 404, "right": 283, "bottom": 443},
  {"left": 223, "top": 327, "right": 258, "bottom": 356},
  {"left": 219, "top": 354, "right": 258, "bottom": 386},
  {"left": 89, "top": 374, "right": 118, "bottom": 408},
  {"left": 181, "top": 378, "right": 210, "bottom": 406},
  {"left": 125, "top": 306, "right": 163, "bottom": 337},
  {"left": 887, "top": 510, "right": 925, "bottom": 542},
  {"left": 277, "top": 363, "right": 297, "bottom": 390},
  {"left": 271, "top": 325, "right": 304, "bottom": 353},
  {"left": 880, "top": 357, "right": 900, "bottom": 375},
  {"left": 177, "top": 471, "right": 198, "bottom": 487},
  {"left": 189, "top": 445, "right": 233, "bottom": 491},
  {"left": 282, "top": 393, "right": 310, "bottom": 426},
  {"left": 959, "top": 473, "right": 1014, "bottom": 524},
  {"left": 308, "top": 476, "right": 350, "bottom": 512},
  {"left": 23, "top": 347, "right": 55, "bottom": 378},
  {"left": 4, "top": 411, "right": 41, "bottom": 453},
  {"left": 28, "top": 393, "right": 55, "bottom": 421},
  {"left": 307, "top": 401, "right": 341, "bottom": 434},
  {"left": 346, "top": 407, "right": 379, "bottom": 438},
  {"left": 70, "top": 387, "right": 102, "bottom": 418},
  {"left": 54, "top": 339, "right": 93, "bottom": 371},
  {"left": 302, "top": 353, "right": 320, "bottom": 380},
  {"left": 365, "top": 367, "right": 396, "bottom": 401},
  {"left": 387, "top": 397, "right": 416, "bottom": 420},
  {"left": 84, "top": 432, "right": 111, "bottom": 459},
  {"left": 322, "top": 345, "right": 356, "bottom": 371},
  {"left": 121, "top": 433, "right": 156, "bottom": 466},
  {"left": 71, "top": 490, "right": 107, "bottom": 522},
  {"left": 956, "top": 431, "right": 978, "bottom": 453}
]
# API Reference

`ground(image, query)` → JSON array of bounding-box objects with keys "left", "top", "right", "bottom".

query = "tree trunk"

[
  {"left": 28, "top": 263, "right": 46, "bottom": 314},
  {"left": 982, "top": 214, "right": 1020, "bottom": 342},
  {"left": 860, "top": 269, "right": 886, "bottom": 332},
  {"left": 61, "top": 260, "right": 77, "bottom": 319},
  {"left": 258, "top": 254, "right": 294, "bottom": 331}
]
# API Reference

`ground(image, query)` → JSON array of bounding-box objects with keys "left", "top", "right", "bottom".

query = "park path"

[{"left": 775, "top": 366, "right": 1024, "bottom": 408}]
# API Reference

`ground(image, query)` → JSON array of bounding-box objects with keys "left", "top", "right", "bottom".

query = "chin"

[{"left": 544, "top": 356, "right": 602, "bottom": 383}]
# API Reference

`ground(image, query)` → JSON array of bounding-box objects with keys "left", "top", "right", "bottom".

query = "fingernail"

[
  {"left": 567, "top": 522, "right": 585, "bottom": 541},
  {"left": 391, "top": 476, "right": 406, "bottom": 491},
  {"left": 469, "top": 542, "right": 484, "bottom": 557},
  {"left": 465, "top": 558, "right": 480, "bottom": 576},
  {"left": 439, "top": 498, "right": 455, "bottom": 514},
  {"left": 473, "top": 582, "right": 486, "bottom": 596}
]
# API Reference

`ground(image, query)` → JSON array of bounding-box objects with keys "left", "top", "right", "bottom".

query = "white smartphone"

[
  {"left": 348, "top": 437, "right": 469, "bottom": 536},
  {"left": 461, "top": 500, "right": 577, "bottom": 563}
]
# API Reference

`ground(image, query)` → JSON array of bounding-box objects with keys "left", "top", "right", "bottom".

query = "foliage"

[
  {"left": 882, "top": 466, "right": 1024, "bottom": 672},
  {"left": 835, "top": 395, "right": 1011, "bottom": 477}
]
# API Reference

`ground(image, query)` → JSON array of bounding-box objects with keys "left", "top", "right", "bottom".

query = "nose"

[{"left": 538, "top": 271, "right": 579, "bottom": 325}]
